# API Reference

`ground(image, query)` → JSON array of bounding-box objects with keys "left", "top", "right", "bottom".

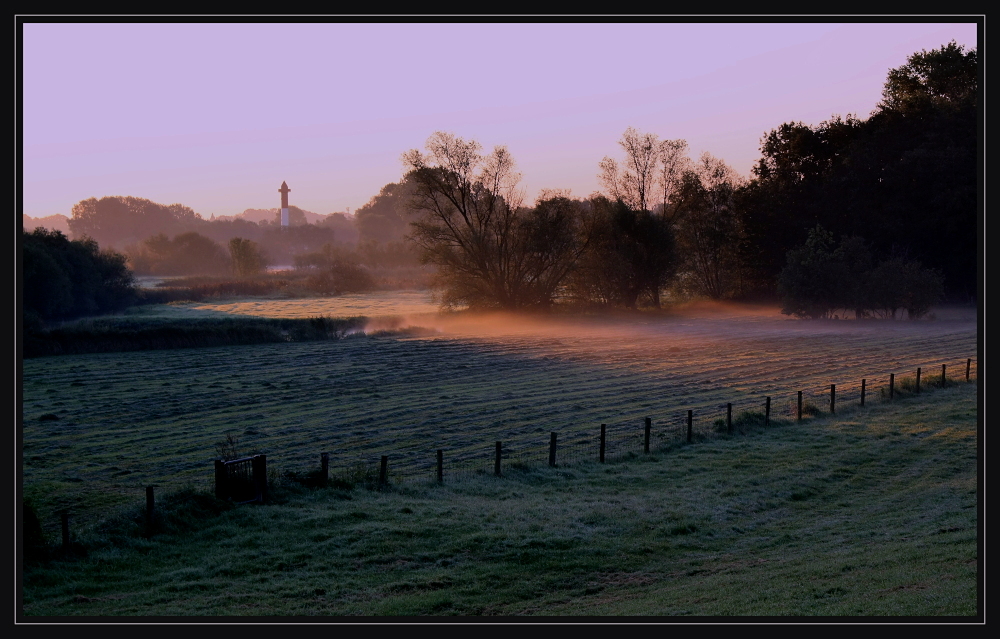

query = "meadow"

[{"left": 20, "top": 293, "right": 979, "bottom": 616}]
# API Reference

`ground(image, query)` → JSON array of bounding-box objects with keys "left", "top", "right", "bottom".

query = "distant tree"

[
  {"left": 69, "top": 196, "right": 200, "bottom": 248},
  {"left": 126, "top": 232, "right": 230, "bottom": 276},
  {"left": 354, "top": 178, "right": 418, "bottom": 244},
  {"left": 271, "top": 205, "right": 309, "bottom": 226},
  {"left": 228, "top": 237, "right": 268, "bottom": 276},
  {"left": 599, "top": 127, "right": 692, "bottom": 220}
]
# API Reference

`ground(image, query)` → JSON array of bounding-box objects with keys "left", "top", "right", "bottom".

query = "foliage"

[
  {"left": 566, "top": 198, "right": 676, "bottom": 308},
  {"left": 598, "top": 127, "right": 691, "bottom": 217},
  {"left": 228, "top": 237, "right": 268, "bottom": 276},
  {"left": 778, "top": 226, "right": 944, "bottom": 319},
  {"left": 22, "top": 228, "right": 138, "bottom": 323},
  {"left": 125, "top": 232, "right": 230, "bottom": 276},
  {"left": 69, "top": 196, "right": 201, "bottom": 249},
  {"left": 403, "top": 132, "right": 587, "bottom": 309},
  {"left": 740, "top": 42, "right": 977, "bottom": 300},
  {"left": 674, "top": 153, "right": 746, "bottom": 299},
  {"left": 354, "top": 178, "right": 419, "bottom": 244}
]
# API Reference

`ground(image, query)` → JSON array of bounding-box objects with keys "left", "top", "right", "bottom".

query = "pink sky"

[{"left": 20, "top": 21, "right": 979, "bottom": 220}]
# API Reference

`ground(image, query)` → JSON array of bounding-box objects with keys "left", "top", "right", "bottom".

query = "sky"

[{"left": 20, "top": 20, "right": 979, "bottom": 220}]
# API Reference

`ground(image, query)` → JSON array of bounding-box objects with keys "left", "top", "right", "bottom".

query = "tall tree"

[{"left": 403, "top": 132, "right": 588, "bottom": 309}]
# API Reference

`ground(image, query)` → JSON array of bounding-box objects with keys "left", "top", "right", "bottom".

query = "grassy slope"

[{"left": 21, "top": 381, "right": 978, "bottom": 617}]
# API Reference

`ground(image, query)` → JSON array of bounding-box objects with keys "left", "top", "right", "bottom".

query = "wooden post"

[
  {"left": 830, "top": 385, "right": 835, "bottom": 414},
  {"left": 644, "top": 417, "right": 651, "bottom": 454},
  {"left": 797, "top": 391, "right": 802, "bottom": 422},
  {"left": 890, "top": 373, "right": 895, "bottom": 399},
  {"left": 549, "top": 432, "right": 557, "bottom": 467},
  {"left": 861, "top": 379, "right": 866, "bottom": 407},
  {"left": 727, "top": 403, "right": 732, "bottom": 433},
  {"left": 214, "top": 459, "right": 227, "bottom": 500},
  {"left": 941, "top": 364, "right": 946, "bottom": 387},
  {"left": 599, "top": 424, "right": 606, "bottom": 463},
  {"left": 379, "top": 455, "right": 388, "bottom": 488},
  {"left": 686, "top": 410, "right": 693, "bottom": 443},
  {"left": 437, "top": 449, "right": 443, "bottom": 483},
  {"left": 765, "top": 396, "right": 771, "bottom": 426},
  {"left": 321, "top": 452, "right": 329, "bottom": 487},
  {"left": 494, "top": 442, "right": 501, "bottom": 477},
  {"left": 253, "top": 454, "right": 267, "bottom": 502},
  {"left": 61, "top": 511, "right": 69, "bottom": 549},
  {"left": 967, "top": 358, "right": 972, "bottom": 382},
  {"left": 916, "top": 367, "right": 921, "bottom": 393}
]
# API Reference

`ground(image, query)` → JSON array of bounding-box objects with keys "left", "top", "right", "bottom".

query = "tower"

[{"left": 279, "top": 181, "right": 290, "bottom": 227}]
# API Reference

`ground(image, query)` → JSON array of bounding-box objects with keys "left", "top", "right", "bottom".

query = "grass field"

[
  {"left": 21, "top": 380, "right": 978, "bottom": 616},
  {"left": 20, "top": 294, "right": 980, "bottom": 616}
]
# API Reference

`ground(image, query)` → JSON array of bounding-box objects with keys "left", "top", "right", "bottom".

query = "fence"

[
  {"left": 300, "top": 356, "right": 978, "bottom": 487},
  {"left": 214, "top": 454, "right": 267, "bottom": 503}
]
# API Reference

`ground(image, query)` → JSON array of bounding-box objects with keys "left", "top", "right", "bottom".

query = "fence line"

[{"left": 304, "top": 356, "right": 978, "bottom": 486}]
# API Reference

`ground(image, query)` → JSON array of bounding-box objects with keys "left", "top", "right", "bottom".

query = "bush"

[{"left": 22, "top": 228, "right": 137, "bottom": 322}]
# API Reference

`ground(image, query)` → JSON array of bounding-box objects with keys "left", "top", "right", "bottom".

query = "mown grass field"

[
  {"left": 21, "top": 380, "right": 978, "bottom": 616},
  {"left": 20, "top": 295, "right": 979, "bottom": 616}
]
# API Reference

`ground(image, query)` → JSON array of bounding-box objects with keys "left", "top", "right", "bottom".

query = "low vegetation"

[{"left": 21, "top": 382, "right": 977, "bottom": 616}]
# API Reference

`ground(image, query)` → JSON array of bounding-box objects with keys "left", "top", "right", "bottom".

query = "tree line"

[
  {"left": 25, "top": 42, "right": 976, "bottom": 321},
  {"left": 399, "top": 42, "right": 976, "bottom": 314}
]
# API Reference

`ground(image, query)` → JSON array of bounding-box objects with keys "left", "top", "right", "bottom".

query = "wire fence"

[{"left": 293, "top": 356, "right": 979, "bottom": 488}]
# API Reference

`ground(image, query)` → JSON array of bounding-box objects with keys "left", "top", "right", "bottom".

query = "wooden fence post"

[
  {"left": 687, "top": 410, "right": 693, "bottom": 443},
  {"left": 253, "top": 454, "right": 268, "bottom": 502},
  {"left": 765, "top": 396, "right": 771, "bottom": 426},
  {"left": 727, "top": 403, "right": 732, "bottom": 433},
  {"left": 916, "top": 367, "right": 921, "bottom": 393},
  {"left": 437, "top": 449, "right": 443, "bottom": 483},
  {"left": 941, "top": 364, "right": 946, "bottom": 387},
  {"left": 599, "top": 424, "right": 606, "bottom": 463},
  {"left": 495, "top": 442, "right": 502, "bottom": 477},
  {"left": 549, "top": 432, "right": 557, "bottom": 467},
  {"left": 61, "top": 511, "right": 70, "bottom": 549},
  {"left": 379, "top": 455, "right": 388, "bottom": 488},
  {"left": 644, "top": 417, "right": 651, "bottom": 454},
  {"left": 890, "top": 373, "right": 895, "bottom": 399},
  {"left": 797, "top": 391, "right": 802, "bottom": 421},
  {"left": 321, "top": 452, "right": 329, "bottom": 487},
  {"left": 861, "top": 379, "right": 866, "bottom": 407},
  {"left": 967, "top": 358, "right": 972, "bottom": 382},
  {"left": 214, "top": 459, "right": 227, "bottom": 500},
  {"left": 830, "top": 385, "right": 835, "bottom": 414}
]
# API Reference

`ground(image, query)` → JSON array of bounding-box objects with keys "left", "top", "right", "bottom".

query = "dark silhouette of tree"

[
  {"left": 22, "top": 228, "right": 137, "bottom": 323},
  {"left": 403, "top": 132, "right": 586, "bottom": 309},
  {"left": 740, "top": 42, "right": 977, "bottom": 301},
  {"left": 567, "top": 198, "right": 677, "bottom": 309}
]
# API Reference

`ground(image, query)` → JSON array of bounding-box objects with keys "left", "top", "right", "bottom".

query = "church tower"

[{"left": 279, "top": 181, "right": 290, "bottom": 227}]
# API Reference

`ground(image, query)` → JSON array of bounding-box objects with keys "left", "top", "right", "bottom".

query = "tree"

[
  {"left": 777, "top": 225, "right": 842, "bottom": 319},
  {"left": 674, "top": 153, "right": 746, "bottom": 299},
  {"left": 878, "top": 41, "right": 978, "bottom": 115},
  {"left": 126, "top": 232, "right": 230, "bottom": 276},
  {"left": 599, "top": 127, "right": 691, "bottom": 217},
  {"left": 22, "top": 228, "right": 137, "bottom": 322},
  {"left": 403, "top": 132, "right": 585, "bottom": 309},
  {"left": 69, "top": 196, "right": 200, "bottom": 248},
  {"left": 567, "top": 198, "right": 677, "bottom": 309},
  {"left": 228, "top": 237, "right": 268, "bottom": 276}
]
